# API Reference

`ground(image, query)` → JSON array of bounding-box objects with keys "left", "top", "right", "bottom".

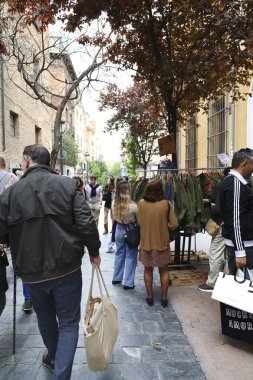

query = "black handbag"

[
  {"left": 0, "top": 248, "right": 9, "bottom": 267},
  {"left": 169, "top": 229, "right": 180, "bottom": 242},
  {"left": 122, "top": 221, "right": 140, "bottom": 249}
]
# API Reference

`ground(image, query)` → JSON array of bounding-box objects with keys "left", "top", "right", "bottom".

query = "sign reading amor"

[{"left": 220, "top": 303, "right": 253, "bottom": 343}]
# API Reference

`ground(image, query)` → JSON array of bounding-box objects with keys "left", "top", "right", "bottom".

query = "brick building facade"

[{"left": 0, "top": 23, "right": 52, "bottom": 171}]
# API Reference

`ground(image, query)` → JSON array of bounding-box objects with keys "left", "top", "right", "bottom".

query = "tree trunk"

[
  {"left": 164, "top": 102, "right": 178, "bottom": 168},
  {"left": 50, "top": 106, "right": 64, "bottom": 169},
  {"left": 142, "top": 163, "right": 148, "bottom": 178}
]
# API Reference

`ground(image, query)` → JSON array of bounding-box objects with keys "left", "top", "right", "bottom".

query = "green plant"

[
  {"left": 88, "top": 159, "right": 108, "bottom": 185},
  {"left": 62, "top": 132, "right": 80, "bottom": 168},
  {"left": 107, "top": 162, "right": 121, "bottom": 179}
]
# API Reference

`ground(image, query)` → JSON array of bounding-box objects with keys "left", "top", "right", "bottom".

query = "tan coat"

[{"left": 137, "top": 199, "right": 178, "bottom": 251}]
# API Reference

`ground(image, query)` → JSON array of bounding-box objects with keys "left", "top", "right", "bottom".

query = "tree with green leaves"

[
  {"left": 107, "top": 162, "right": 121, "bottom": 179},
  {"left": 122, "top": 135, "right": 143, "bottom": 178},
  {"left": 88, "top": 159, "right": 108, "bottom": 185},
  {"left": 62, "top": 132, "right": 80, "bottom": 168}
]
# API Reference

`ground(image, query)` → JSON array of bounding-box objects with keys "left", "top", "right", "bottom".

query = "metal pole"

[
  {"left": 86, "top": 158, "right": 89, "bottom": 183},
  {"left": 12, "top": 273, "right": 17, "bottom": 364}
]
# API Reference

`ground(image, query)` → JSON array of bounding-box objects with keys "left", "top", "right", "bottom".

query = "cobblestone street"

[
  {"left": 2, "top": 220, "right": 253, "bottom": 380},
  {"left": 0, "top": 224, "right": 206, "bottom": 380}
]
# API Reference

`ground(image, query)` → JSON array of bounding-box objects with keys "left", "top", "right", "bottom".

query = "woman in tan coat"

[{"left": 137, "top": 179, "right": 178, "bottom": 307}]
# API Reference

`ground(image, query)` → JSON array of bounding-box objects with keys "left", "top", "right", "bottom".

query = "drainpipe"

[
  {"left": 0, "top": 55, "right": 5, "bottom": 151},
  {"left": 230, "top": 85, "right": 235, "bottom": 158}
]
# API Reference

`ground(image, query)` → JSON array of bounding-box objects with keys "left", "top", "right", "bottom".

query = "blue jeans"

[
  {"left": 28, "top": 269, "right": 82, "bottom": 380},
  {"left": 22, "top": 282, "right": 30, "bottom": 301},
  {"left": 112, "top": 223, "right": 138, "bottom": 287}
]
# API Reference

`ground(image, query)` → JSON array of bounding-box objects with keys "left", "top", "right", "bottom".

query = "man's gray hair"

[{"left": 23, "top": 144, "right": 50, "bottom": 166}]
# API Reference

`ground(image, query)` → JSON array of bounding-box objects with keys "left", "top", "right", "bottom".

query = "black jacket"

[
  {"left": 0, "top": 165, "right": 101, "bottom": 282},
  {"left": 102, "top": 187, "right": 112, "bottom": 209},
  {"left": 220, "top": 171, "right": 253, "bottom": 253}
]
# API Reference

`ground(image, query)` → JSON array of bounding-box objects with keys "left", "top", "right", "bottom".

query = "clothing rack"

[
  {"left": 137, "top": 166, "right": 226, "bottom": 176},
  {"left": 136, "top": 167, "right": 226, "bottom": 266}
]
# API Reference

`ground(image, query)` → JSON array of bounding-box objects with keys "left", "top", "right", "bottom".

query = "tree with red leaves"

[{"left": 100, "top": 82, "right": 166, "bottom": 176}]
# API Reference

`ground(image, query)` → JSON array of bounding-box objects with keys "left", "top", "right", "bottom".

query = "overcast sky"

[
  {"left": 80, "top": 69, "right": 134, "bottom": 162},
  {"left": 49, "top": 22, "right": 133, "bottom": 162}
]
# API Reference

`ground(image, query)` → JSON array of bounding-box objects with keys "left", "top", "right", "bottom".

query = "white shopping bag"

[
  {"left": 212, "top": 271, "right": 253, "bottom": 314},
  {"left": 84, "top": 265, "right": 118, "bottom": 372},
  {"left": 236, "top": 268, "right": 253, "bottom": 282}
]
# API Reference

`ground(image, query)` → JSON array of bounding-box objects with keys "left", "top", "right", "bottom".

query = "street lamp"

[
  {"left": 85, "top": 152, "right": 89, "bottom": 183},
  {"left": 60, "top": 120, "right": 65, "bottom": 175}
]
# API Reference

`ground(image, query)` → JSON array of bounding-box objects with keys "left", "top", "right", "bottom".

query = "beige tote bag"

[
  {"left": 84, "top": 265, "right": 118, "bottom": 371},
  {"left": 205, "top": 218, "right": 219, "bottom": 237}
]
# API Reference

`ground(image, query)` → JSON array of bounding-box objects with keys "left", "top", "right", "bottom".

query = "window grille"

[
  {"left": 207, "top": 95, "right": 228, "bottom": 168},
  {"left": 185, "top": 116, "right": 197, "bottom": 169}
]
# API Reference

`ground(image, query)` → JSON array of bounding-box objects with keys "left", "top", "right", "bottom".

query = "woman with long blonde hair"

[{"left": 112, "top": 180, "right": 138, "bottom": 289}]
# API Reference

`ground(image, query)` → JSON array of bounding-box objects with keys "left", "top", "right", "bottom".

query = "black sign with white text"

[{"left": 220, "top": 303, "right": 253, "bottom": 344}]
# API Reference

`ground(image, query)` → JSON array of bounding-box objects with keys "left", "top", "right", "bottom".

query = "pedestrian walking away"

[
  {"left": 73, "top": 175, "right": 87, "bottom": 200},
  {"left": 219, "top": 148, "right": 253, "bottom": 276},
  {"left": 137, "top": 179, "right": 178, "bottom": 307},
  {"left": 0, "top": 156, "right": 18, "bottom": 316},
  {"left": 0, "top": 155, "right": 18, "bottom": 194},
  {"left": 0, "top": 144, "right": 101, "bottom": 380},
  {"left": 112, "top": 180, "right": 138, "bottom": 289},
  {"left": 102, "top": 177, "right": 115, "bottom": 234}
]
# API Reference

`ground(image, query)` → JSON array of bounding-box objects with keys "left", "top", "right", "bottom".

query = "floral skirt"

[{"left": 138, "top": 247, "right": 171, "bottom": 268}]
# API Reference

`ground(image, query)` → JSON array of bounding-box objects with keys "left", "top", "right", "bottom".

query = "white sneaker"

[{"left": 105, "top": 247, "right": 115, "bottom": 253}]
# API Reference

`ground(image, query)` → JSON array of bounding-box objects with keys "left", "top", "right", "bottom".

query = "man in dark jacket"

[
  {"left": 0, "top": 144, "right": 101, "bottom": 380},
  {"left": 220, "top": 148, "right": 253, "bottom": 274}
]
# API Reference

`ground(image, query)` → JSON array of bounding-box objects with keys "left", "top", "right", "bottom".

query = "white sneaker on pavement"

[{"left": 105, "top": 247, "right": 115, "bottom": 253}]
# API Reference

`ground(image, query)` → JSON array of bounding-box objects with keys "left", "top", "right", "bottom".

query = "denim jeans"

[
  {"left": 28, "top": 269, "right": 82, "bottom": 380},
  {"left": 22, "top": 282, "right": 31, "bottom": 301},
  {"left": 112, "top": 223, "right": 138, "bottom": 287}
]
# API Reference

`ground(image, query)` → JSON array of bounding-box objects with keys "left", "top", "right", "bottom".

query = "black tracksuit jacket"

[{"left": 219, "top": 171, "right": 253, "bottom": 254}]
